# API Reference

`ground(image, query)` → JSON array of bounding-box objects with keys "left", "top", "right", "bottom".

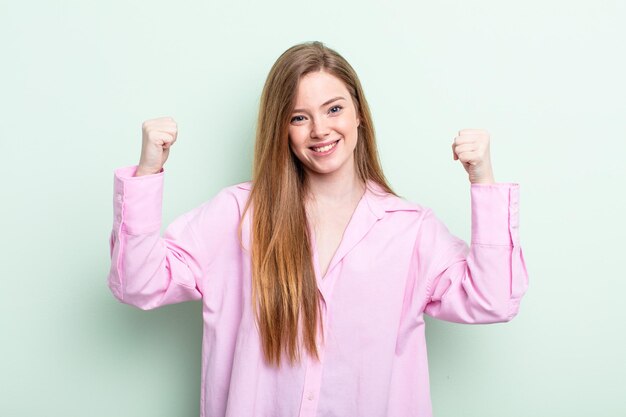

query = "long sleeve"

[
  {"left": 419, "top": 183, "right": 529, "bottom": 324},
  {"left": 107, "top": 165, "right": 238, "bottom": 310}
]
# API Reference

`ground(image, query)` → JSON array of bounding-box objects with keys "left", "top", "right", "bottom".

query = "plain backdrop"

[{"left": 1, "top": 1, "right": 625, "bottom": 416}]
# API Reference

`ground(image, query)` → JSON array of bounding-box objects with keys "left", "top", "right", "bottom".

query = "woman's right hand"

[{"left": 136, "top": 116, "right": 178, "bottom": 176}]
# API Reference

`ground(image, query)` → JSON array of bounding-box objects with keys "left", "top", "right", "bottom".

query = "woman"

[{"left": 108, "top": 41, "right": 528, "bottom": 417}]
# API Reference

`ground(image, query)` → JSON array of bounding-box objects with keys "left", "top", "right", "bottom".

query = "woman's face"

[{"left": 288, "top": 70, "right": 360, "bottom": 180}]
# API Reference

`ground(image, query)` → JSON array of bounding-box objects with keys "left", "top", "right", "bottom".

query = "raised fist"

[
  {"left": 452, "top": 128, "right": 495, "bottom": 184},
  {"left": 136, "top": 116, "right": 178, "bottom": 176}
]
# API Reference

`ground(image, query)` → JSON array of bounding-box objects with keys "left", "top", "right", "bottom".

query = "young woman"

[{"left": 108, "top": 41, "right": 528, "bottom": 417}]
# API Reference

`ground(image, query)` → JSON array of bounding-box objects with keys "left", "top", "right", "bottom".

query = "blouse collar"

[{"left": 236, "top": 178, "right": 421, "bottom": 220}]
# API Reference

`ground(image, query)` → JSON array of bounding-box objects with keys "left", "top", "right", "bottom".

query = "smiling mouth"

[{"left": 310, "top": 139, "right": 340, "bottom": 153}]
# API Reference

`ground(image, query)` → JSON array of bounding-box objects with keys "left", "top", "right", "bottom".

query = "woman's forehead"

[{"left": 294, "top": 71, "right": 351, "bottom": 107}]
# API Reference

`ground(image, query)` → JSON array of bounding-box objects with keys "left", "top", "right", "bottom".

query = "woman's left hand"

[{"left": 452, "top": 128, "right": 496, "bottom": 184}]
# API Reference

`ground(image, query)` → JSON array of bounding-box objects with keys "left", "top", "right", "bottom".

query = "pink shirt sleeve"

[
  {"left": 107, "top": 165, "right": 240, "bottom": 310},
  {"left": 418, "top": 183, "right": 528, "bottom": 323}
]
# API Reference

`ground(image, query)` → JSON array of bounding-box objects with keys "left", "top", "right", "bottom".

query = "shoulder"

[
  {"left": 220, "top": 179, "right": 253, "bottom": 201},
  {"left": 212, "top": 180, "right": 252, "bottom": 201},
  {"left": 190, "top": 180, "right": 252, "bottom": 222},
  {"left": 364, "top": 180, "right": 431, "bottom": 220}
]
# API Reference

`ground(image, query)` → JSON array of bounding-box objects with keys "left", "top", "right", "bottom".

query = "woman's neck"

[{"left": 305, "top": 169, "right": 366, "bottom": 206}]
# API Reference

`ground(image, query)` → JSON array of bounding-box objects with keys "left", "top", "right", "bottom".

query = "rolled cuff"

[
  {"left": 470, "top": 182, "right": 520, "bottom": 246},
  {"left": 113, "top": 165, "right": 165, "bottom": 235}
]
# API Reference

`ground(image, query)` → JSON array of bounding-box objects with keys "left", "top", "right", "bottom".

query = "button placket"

[
  {"left": 508, "top": 185, "right": 524, "bottom": 303},
  {"left": 113, "top": 177, "right": 125, "bottom": 227},
  {"left": 508, "top": 187, "right": 520, "bottom": 246},
  {"left": 297, "top": 315, "right": 327, "bottom": 416},
  {"left": 298, "top": 357, "right": 323, "bottom": 416}
]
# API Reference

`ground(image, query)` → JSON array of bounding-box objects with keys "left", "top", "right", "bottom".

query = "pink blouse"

[{"left": 108, "top": 165, "right": 528, "bottom": 417}]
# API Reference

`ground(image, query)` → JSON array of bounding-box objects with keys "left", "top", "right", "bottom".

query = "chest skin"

[{"left": 308, "top": 196, "right": 361, "bottom": 279}]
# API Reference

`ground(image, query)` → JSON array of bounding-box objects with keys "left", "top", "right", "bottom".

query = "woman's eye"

[
  {"left": 291, "top": 115, "right": 305, "bottom": 123},
  {"left": 329, "top": 105, "right": 343, "bottom": 114}
]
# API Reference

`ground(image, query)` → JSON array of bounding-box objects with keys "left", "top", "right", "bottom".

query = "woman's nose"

[{"left": 311, "top": 117, "right": 331, "bottom": 139}]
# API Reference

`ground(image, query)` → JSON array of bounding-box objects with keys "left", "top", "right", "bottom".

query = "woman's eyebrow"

[{"left": 293, "top": 96, "right": 346, "bottom": 113}]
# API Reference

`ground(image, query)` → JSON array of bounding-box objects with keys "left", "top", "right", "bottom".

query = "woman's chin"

[{"left": 304, "top": 160, "right": 351, "bottom": 178}]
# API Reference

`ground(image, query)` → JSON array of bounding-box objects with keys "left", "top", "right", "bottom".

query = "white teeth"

[{"left": 312, "top": 140, "right": 338, "bottom": 153}]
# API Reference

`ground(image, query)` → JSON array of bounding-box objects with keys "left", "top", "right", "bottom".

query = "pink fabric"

[{"left": 108, "top": 164, "right": 529, "bottom": 417}]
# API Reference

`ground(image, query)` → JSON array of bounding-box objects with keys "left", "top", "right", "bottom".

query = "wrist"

[
  {"left": 470, "top": 174, "right": 496, "bottom": 184},
  {"left": 135, "top": 166, "right": 161, "bottom": 177},
  {"left": 471, "top": 179, "right": 495, "bottom": 185},
  {"left": 470, "top": 166, "right": 495, "bottom": 184}
]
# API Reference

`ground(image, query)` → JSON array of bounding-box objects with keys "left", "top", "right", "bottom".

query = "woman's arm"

[
  {"left": 108, "top": 165, "right": 204, "bottom": 310},
  {"left": 418, "top": 183, "right": 529, "bottom": 323},
  {"left": 416, "top": 128, "right": 529, "bottom": 323}
]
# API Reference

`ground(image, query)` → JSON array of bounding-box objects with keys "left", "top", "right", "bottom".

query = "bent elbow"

[
  {"left": 503, "top": 298, "right": 523, "bottom": 323},
  {"left": 463, "top": 297, "right": 522, "bottom": 324},
  {"left": 483, "top": 298, "right": 523, "bottom": 324},
  {"left": 107, "top": 277, "right": 160, "bottom": 311}
]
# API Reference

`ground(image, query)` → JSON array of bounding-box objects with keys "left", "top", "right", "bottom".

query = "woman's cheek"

[
  {"left": 290, "top": 127, "right": 305, "bottom": 147},
  {"left": 339, "top": 114, "right": 356, "bottom": 131}
]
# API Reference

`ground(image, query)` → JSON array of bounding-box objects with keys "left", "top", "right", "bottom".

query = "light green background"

[{"left": 2, "top": 0, "right": 625, "bottom": 416}]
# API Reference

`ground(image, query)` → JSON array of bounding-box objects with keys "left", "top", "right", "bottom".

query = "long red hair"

[{"left": 242, "top": 41, "right": 395, "bottom": 367}]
